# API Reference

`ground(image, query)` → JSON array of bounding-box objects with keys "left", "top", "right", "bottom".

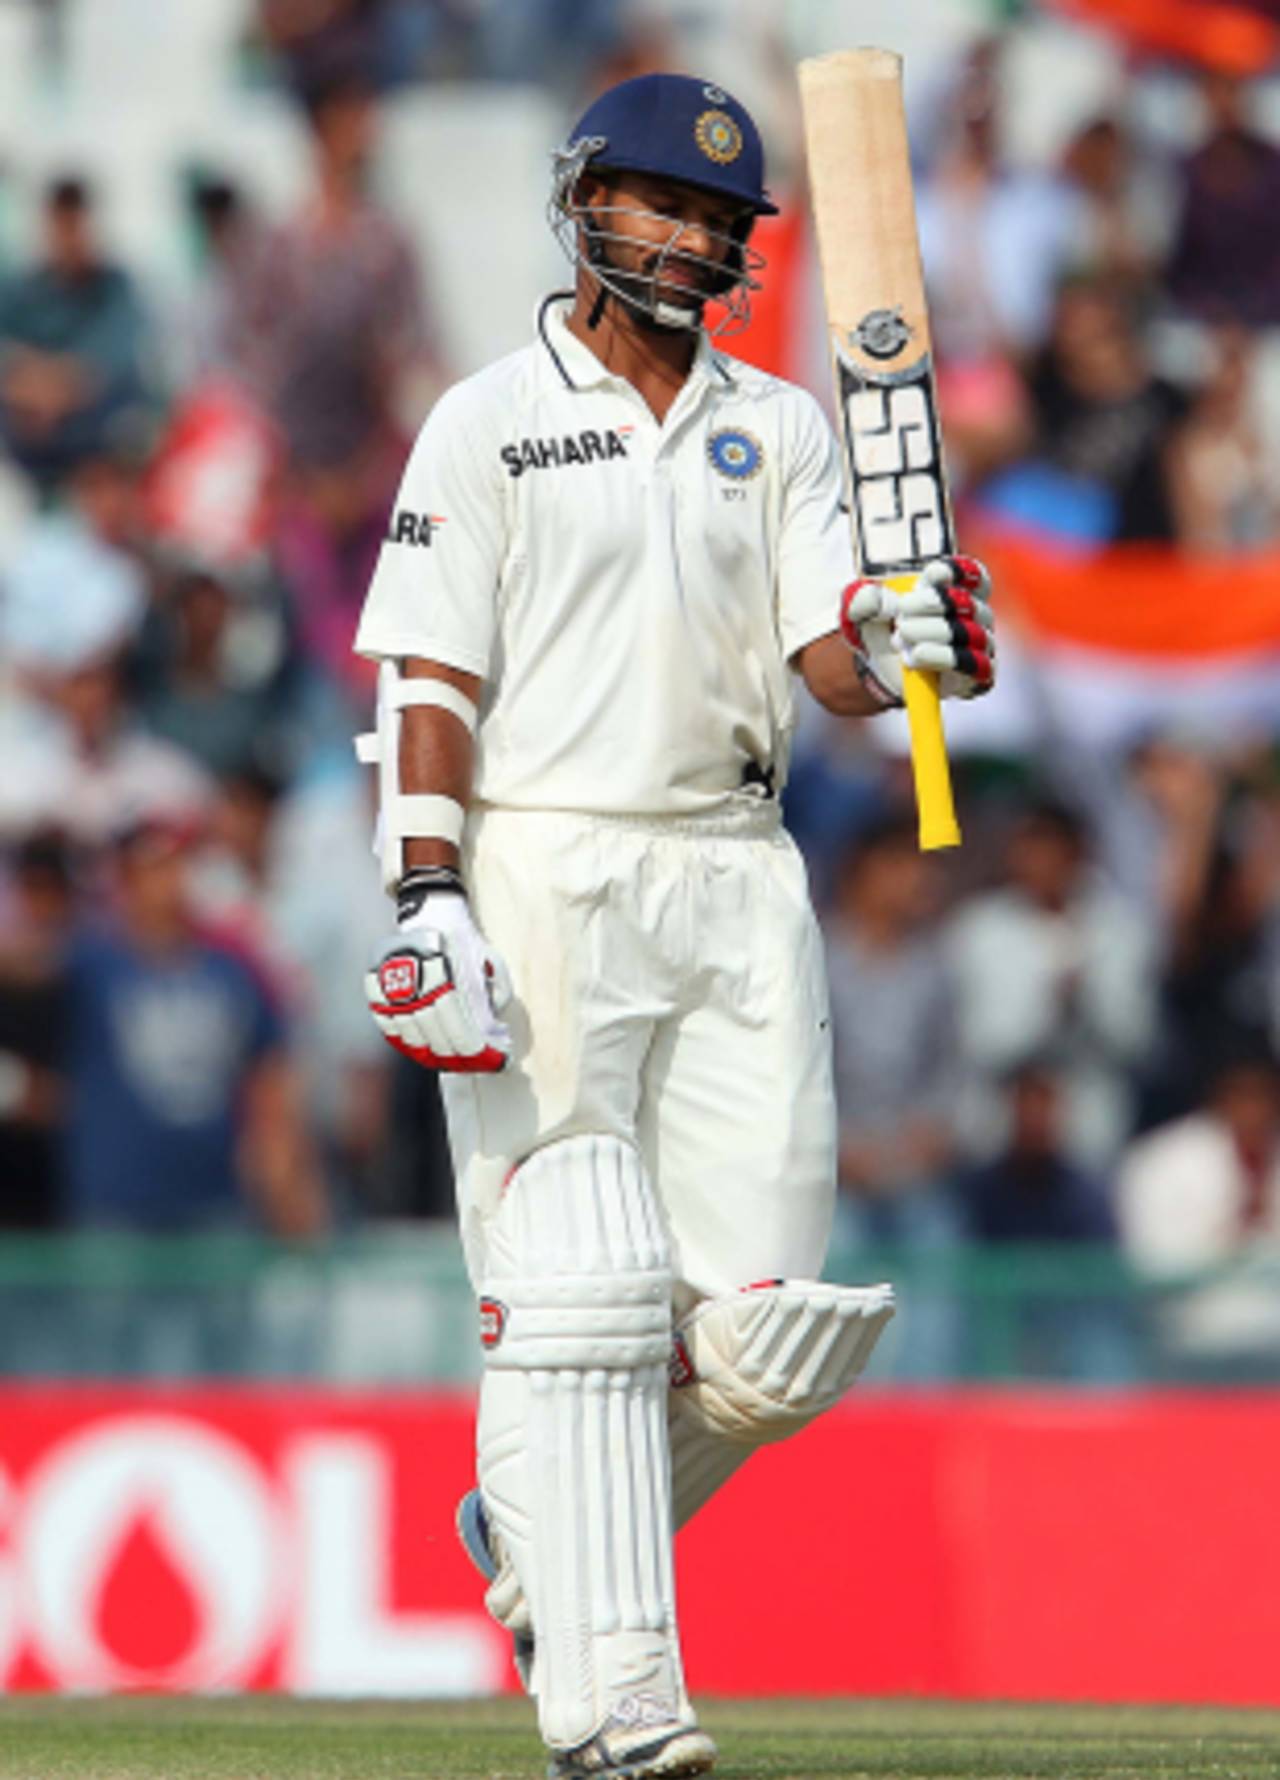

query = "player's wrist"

[
  {"left": 396, "top": 864, "right": 468, "bottom": 925},
  {"left": 851, "top": 649, "right": 903, "bottom": 710},
  {"left": 839, "top": 585, "right": 904, "bottom": 710}
]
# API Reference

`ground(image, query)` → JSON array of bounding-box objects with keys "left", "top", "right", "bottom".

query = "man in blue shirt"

[{"left": 62, "top": 816, "right": 325, "bottom": 1236}]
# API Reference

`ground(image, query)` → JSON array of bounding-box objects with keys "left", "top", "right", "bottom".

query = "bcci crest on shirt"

[{"left": 707, "top": 428, "right": 763, "bottom": 481}]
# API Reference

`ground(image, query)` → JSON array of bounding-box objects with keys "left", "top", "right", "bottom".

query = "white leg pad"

[
  {"left": 478, "top": 1135, "right": 691, "bottom": 1754},
  {"left": 667, "top": 1403, "right": 751, "bottom": 1531},
  {"left": 670, "top": 1279, "right": 895, "bottom": 1448}
]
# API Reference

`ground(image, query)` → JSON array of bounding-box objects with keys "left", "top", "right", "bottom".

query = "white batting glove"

[
  {"left": 840, "top": 555, "right": 996, "bottom": 703},
  {"left": 365, "top": 868, "right": 512, "bottom": 1073}
]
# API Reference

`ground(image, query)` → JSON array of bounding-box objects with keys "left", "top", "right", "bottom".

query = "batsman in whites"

[{"left": 355, "top": 70, "right": 996, "bottom": 1780}]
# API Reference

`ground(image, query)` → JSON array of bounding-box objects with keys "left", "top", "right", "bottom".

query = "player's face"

[{"left": 590, "top": 172, "right": 746, "bottom": 307}]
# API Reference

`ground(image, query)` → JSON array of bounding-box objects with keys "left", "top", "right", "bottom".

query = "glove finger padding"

[
  {"left": 839, "top": 577, "right": 902, "bottom": 707},
  {"left": 900, "top": 556, "right": 996, "bottom": 698},
  {"left": 366, "top": 900, "right": 512, "bottom": 1073},
  {"left": 842, "top": 578, "right": 895, "bottom": 630},
  {"left": 842, "top": 556, "right": 996, "bottom": 704}
]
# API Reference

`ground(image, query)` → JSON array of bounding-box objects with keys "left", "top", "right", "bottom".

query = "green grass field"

[{"left": 0, "top": 1698, "right": 1277, "bottom": 1780}]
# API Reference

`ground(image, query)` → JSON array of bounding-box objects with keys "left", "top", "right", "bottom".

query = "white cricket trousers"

[{"left": 443, "top": 802, "right": 837, "bottom": 1304}]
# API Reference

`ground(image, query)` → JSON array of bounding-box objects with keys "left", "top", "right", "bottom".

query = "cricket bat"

[{"left": 798, "top": 47, "right": 961, "bottom": 851}]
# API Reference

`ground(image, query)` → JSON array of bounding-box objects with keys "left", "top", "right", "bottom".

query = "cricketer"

[{"left": 354, "top": 71, "right": 996, "bottom": 1780}]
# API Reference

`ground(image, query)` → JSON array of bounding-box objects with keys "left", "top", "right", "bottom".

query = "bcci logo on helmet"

[{"left": 694, "top": 108, "right": 743, "bottom": 165}]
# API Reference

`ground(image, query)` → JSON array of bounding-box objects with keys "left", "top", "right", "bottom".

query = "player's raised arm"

[{"left": 775, "top": 388, "right": 995, "bottom": 718}]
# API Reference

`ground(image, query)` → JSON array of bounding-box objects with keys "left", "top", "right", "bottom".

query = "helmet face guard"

[{"left": 549, "top": 138, "right": 765, "bottom": 337}]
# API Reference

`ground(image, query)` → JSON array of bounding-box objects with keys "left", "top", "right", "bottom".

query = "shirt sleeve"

[
  {"left": 236, "top": 954, "right": 286, "bottom": 1063},
  {"left": 353, "top": 380, "right": 505, "bottom": 676},
  {"left": 775, "top": 388, "right": 856, "bottom": 663}
]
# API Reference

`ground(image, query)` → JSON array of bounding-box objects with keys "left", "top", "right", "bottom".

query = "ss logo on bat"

[{"left": 835, "top": 344, "right": 952, "bottom": 576}]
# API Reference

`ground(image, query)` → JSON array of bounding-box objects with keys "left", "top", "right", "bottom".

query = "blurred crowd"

[
  {"left": 1, "top": 1, "right": 1279, "bottom": 1381},
  {"left": 918, "top": 43, "right": 1280, "bottom": 548}
]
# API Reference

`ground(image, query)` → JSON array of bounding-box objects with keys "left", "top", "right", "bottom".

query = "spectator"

[
  {"left": 956, "top": 1056, "right": 1130, "bottom": 1381},
  {"left": 1058, "top": 113, "right": 1161, "bottom": 294},
  {"left": 1119, "top": 1046, "right": 1280, "bottom": 1374},
  {"left": 958, "top": 1058, "right": 1116, "bottom": 1245},
  {"left": 827, "top": 813, "right": 959, "bottom": 1244},
  {"left": 1165, "top": 70, "right": 1280, "bottom": 329},
  {"left": 134, "top": 562, "right": 301, "bottom": 782},
  {"left": 476, "top": 0, "right": 633, "bottom": 95},
  {"left": 168, "top": 172, "right": 274, "bottom": 391},
  {"left": 255, "top": 0, "right": 458, "bottom": 95},
  {"left": 0, "top": 175, "right": 151, "bottom": 492},
  {"left": 1166, "top": 327, "right": 1276, "bottom": 549},
  {"left": 826, "top": 813, "right": 960, "bottom": 1378},
  {"left": 193, "top": 762, "right": 408, "bottom": 1213},
  {"left": 1131, "top": 738, "right": 1277, "bottom": 1130},
  {"left": 0, "top": 608, "right": 210, "bottom": 851},
  {"left": 946, "top": 796, "right": 1156, "bottom": 1172},
  {"left": 782, "top": 703, "right": 893, "bottom": 905},
  {"left": 250, "top": 68, "right": 441, "bottom": 694},
  {"left": 979, "top": 274, "right": 1191, "bottom": 543},
  {"left": 61, "top": 815, "right": 326, "bottom": 1236},
  {"left": 1, "top": 446, "right": 148, "bottom": 681},
  {"left": 916, "top": 39, "right": 1086, "bottom": 364},
  {"left": 255, "top": 67, "right": 436, "bottom": 464},
  {"left": 257, "top": 0, "right": 385, "bottom": 93},
  {"left": 915, "top": 41, "right": 1082, "bottom": 492},
  {"left": 0, "top": 831, "right": 73, "bottom": 1229}
]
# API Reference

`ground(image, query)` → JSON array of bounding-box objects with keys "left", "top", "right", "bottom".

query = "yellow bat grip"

[{"left": 886, "top": 574, "right": 961, "bottom": 851}]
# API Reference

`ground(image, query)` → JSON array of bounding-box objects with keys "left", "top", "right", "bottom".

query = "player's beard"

[{"left": 604, "top": 245, "right": 712, "bottom": 332}]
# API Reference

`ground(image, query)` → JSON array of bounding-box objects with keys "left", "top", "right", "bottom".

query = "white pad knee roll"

[
  {"left": 482, "top": 1135, "right": 671, "bottom": 1371},
  {"left": 671, "top": 1279, "right": 895, "bottom": 1445},
  {"left": 478, "top": 1135, "right": 688, "bottom": 1753}
]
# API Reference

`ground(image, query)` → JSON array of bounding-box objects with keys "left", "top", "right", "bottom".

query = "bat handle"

[{"left": 901, "top": 665, "right": 961, "bottom": 851}]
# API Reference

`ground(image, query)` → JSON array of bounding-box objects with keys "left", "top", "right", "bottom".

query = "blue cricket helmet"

[{"left": 565, "top": 72, "right": 779, "bottom": 216}]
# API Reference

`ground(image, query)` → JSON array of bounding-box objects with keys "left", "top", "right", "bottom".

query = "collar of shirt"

[{"left": 535, "top": 292, "right": 736, "bottom": 401}]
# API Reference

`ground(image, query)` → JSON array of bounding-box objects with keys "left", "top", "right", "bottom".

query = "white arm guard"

[{"left": 355, "top": 661, "right": 478, "bottom": 890}]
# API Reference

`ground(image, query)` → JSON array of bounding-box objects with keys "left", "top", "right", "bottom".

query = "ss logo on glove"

[{"left": 366, "top": 898, "right": 512, "bottom": 1074}]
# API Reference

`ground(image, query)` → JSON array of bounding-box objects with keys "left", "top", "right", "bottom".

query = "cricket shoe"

[
  {"left": 455, "top": 1487, "right": 535, "bottom": 1691},
  {"left": 547, "top": 1718, "right": 717, "bottom": 1779}
]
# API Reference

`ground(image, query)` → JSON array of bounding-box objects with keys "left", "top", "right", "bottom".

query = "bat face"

[
  {"left": 799, "top": 46, "right": 963, "bottom": 850},
  {"left": 833, "top": 314, "right": 955, "bottom": 579},
  {"left": 797, "top": 47, "right": 956, "bottom": 581}
]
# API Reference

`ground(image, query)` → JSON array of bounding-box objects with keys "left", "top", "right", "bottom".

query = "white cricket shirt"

[{"left": 354, "top": 296, "right": 853, "bottom": 815}]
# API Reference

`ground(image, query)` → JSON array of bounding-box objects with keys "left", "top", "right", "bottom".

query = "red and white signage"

[
  {"left": 0, "top": 1391, "right": 505, "bottom": 1694},
  {"left": 4, "top": 1388, "right": 1280, "bottom": 1704}
]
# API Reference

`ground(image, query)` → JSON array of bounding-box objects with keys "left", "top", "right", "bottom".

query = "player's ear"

[
  {"left": 709, "top": 210, "right": 754, "bottom": 295},
  {"left": 574, "top": 172, "right": 610, "bottom": 213},
  {"left": 574, "top": 174, "right": 615, "bottom": 268}
]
